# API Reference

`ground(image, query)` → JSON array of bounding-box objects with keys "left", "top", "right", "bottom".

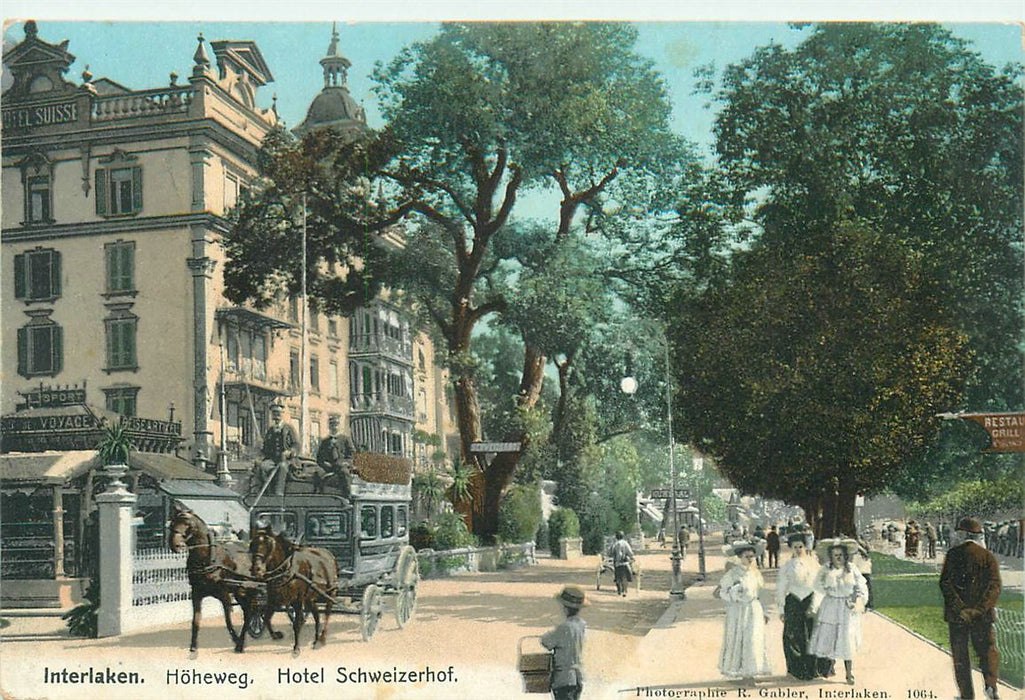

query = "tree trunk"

[
  {"left": 835, "top": 476, "right": 859, "bottom": 537},
  {"left": 474, "top": 344, "right": 547, "bottom": 541}
]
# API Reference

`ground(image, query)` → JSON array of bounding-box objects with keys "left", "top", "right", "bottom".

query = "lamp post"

[
  {"left": 693, "top": 454, "right": 707, "bottom": 578},
  {"left": 620, "top": 332, "right": 687, "bottom": 597}
]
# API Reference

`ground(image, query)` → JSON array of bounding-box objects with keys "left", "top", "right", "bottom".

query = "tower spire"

[{"left": 320, "top": 22, "right": 350, "bottom": 88}]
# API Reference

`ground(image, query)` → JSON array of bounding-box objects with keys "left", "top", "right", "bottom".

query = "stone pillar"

[
  {"left": 52, "top": 486, "right": 65, "bottom": 577},
  {"left": 187, "top": 250, "right": 216, "bottom": 465},
  {"left": 95, "top": 465, "right": 137, "bottom": 638}
]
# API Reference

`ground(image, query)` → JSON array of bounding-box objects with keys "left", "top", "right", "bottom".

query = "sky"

[{"left": 3, "top": 4, "right": 1023, "bottom": 160}]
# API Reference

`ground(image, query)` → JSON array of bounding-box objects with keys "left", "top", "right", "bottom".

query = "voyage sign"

[{"left": 954, "top": 412, "right": 1025, "bottom": 453}]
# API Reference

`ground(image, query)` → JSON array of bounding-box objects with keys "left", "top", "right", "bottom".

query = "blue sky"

[{"left": 3, "top": 16, "right": 1022, "bottom": 158}]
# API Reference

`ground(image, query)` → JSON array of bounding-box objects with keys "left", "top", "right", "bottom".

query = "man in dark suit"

[
  {"left": 939, "top": 517, "right": 1002, "bottom": 700},
  {"left": 313, "top": 415, "right": 356, "bottom": 496},
  {"left": 256, "top": 402, "right": 298, "bottom": 496}
]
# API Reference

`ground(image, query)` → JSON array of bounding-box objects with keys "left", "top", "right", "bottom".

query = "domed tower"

[{"left": 293, "top": 23, "right": 367, "bottom": 137}]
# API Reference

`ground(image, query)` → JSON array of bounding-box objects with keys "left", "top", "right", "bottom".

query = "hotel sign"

[
  {"left": 17, "top": 386, "right": 87, "bottom": 410},
  {"left": 122, "top": 416, "right": 182, "bottom": 436},
  {"left": 2, "top": 101, "right": 78, "bottom": 129}
]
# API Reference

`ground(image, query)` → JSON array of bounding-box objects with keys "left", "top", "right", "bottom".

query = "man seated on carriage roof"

[
  {"left": 254, "top": 402, "right": 298, "bottom": 497},
  {"left": 313, "top": 415, "right": 356, "bottom": 498}
]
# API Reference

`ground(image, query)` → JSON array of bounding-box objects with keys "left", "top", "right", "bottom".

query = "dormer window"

[{"left": 19, "top": 152, "right": 55, "bottom": 225}]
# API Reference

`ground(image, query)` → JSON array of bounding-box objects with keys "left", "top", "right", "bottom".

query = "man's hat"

[
  {"left": 555, "top": 585, "right": 589, "bottom": 609},
  {"left": 328, "top": 415, "right": 341, "bottom": 426},
  {"left": 270, "top": 401, "right": 285, "bottom": 411},
  {"left": 956, "top": 517, "right": 983, "bottom": 534}
]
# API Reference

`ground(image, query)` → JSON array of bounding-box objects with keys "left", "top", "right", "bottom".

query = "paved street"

[{"left": 1, "top": 537, "right": 1021, "bottom": 699}]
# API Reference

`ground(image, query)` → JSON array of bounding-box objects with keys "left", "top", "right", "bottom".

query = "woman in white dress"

[
  {"left": 808, "top": 539, "right": 869, "bottom": 685},
  {"left": 717, "top": 541, "right": 771, "bottom": 683}
]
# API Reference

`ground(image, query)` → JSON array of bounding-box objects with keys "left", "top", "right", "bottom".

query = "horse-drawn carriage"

[{"left": 169, "top": 452, "right": 418, "bottom": 654}]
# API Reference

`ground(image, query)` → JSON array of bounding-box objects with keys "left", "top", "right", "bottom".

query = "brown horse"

[
  {"left": 168, "top": 506, "right": 280, "bottom": 653},
  {"left": 246, "top": 525, "right": 338, "bottom": 655}
]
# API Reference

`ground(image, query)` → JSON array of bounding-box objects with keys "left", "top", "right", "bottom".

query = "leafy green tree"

[
  {"left": 702, "top": 22, "right": 1023, "bottom": 500},
  {"left": 671, "top": 221, "right": 970, "bottom": 538}
]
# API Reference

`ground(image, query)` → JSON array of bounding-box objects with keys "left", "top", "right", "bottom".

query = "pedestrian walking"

[
  {"left": 717, "top": 541, "right": 771, "bottom": 684},
  {"left": 808, "top": 539, "right": 869, "bottom": 685},
  {"left": 541, "top": 585, "right": 588, "bottom": 700},
  {"left": 939, "top": 517, "right": 1002, "bottom": 700},
  {"left": 766, "top": 525, "right": 781, "bottom": 568},
  {"left": 924, "top": 522, "right": 938, "bottom": 559},
  {"left": 608, "top": 530, "right": 635, "bottom": 597},
  {"left": 678, "top": 525, "right": 691, "bottom": 560},
  {"left": 776, "top": 532, "right": 821, "bottom": 680},
  {"left": 905, "top": 521, "right": 920, "bottom": 559}
]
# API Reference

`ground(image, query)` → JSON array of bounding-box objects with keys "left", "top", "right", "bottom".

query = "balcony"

[
  {"left": 91, "top": 86, "right": 194, "bottom": 121},
  {"left": 350, "top": 393, "right": 415, "bottom": 420},
  {"left": 349, "top": 332, "right": 413, "bottom": 363},
  {"left": 222, "top": 363, "right": 290, "bottom": 397}
]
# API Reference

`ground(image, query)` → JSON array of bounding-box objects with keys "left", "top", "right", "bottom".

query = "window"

[
  {"left": 310, "top": 355, "right": 320, "bottom": 393},
  {"left": 254, "top": 511, "right": 297, "bottom": 538},
  {"left": 309, "top": 411, "right": 321, "bottom": 452},
  {"left": 17, "top": 319, "right": 63, "bottom": 377},
  {"left": 103, "top": 387, "right": 139, "bottom": 417},
  {"left": 227, "top": 400, "right": 254, "bottom": 447},
  {"left": 306, "top": 512, "right": 348, "bottom": 540},
  {"left": 26, "top": 175, "right": 52, "bottom": 223},
  {"left": 360, "top": 506, "right": 378, "bottom": 539},
  {"left": 105, "top": 310, "right": 137, "bottom": 371},
  {"left": 13, "top": 248, "right": 61, "bottom": 301},
  {"left": 288, "top": 297, "right": 299, "bottom": 323},
  {"left": 329, "top": 361, "right": 340, "bottom": 398},
  {"left": 95, "top": 164, "right": 142, "bottom": 216},
  {"left": 380, "top": 506, "right": 395, "bottom": 539},
  {"left": 104, "top": 240, "right": 135, "bottom": 294},
  {"left": 327, "top": 318, "right": 338, "bottom": 337},
  {"left": 289, "top": 350, "right": 300, "bottom": 390},
  {"left": 397, "top": 506, "right": 408, "bottom": 537},
  {"left": 309, "top": 310, "right": 319, "bottom": 333}
]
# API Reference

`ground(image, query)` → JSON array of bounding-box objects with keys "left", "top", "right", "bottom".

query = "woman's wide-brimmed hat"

[
  {"left": 555, "top": 585, "right": 589, "bottom": 609},
  {"left": 815, "top": 537, "right": 860, "bottom": 561},
  {"left": 786, "top": 532, "right": 810, "bottom": 547},
  {"left": 723, "top": 539, "right": 762, "bottom": 558}
]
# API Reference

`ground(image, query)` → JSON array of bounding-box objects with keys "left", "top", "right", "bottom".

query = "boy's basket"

[{"left": 517, "top": 635, "right": 553, "bottom": 693}]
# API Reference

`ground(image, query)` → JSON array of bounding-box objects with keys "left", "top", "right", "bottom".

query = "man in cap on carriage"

[
  {"left": 940, "top": 517, "right": 1002, "bottom": 700},
  {"left": 313, "top": 415, "right": 356, "bottom": 497},
  {"left": 255, "top": 402, "right": 298, "bottom": 497},
  {"left": 541, "top": 585, "right": 588, "bottom": 700}
]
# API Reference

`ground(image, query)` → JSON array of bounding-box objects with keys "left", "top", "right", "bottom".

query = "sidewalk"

[{"left": 607, "top": 541, "right": 1020, "bottom": 700}]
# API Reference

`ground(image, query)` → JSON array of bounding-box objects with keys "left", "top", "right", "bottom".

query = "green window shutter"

[
  {"left": 95, "top": 169, "right": 107, "bottom": 215},
  {"left": 126, "top": 319, "right": 137, "bottom": 366},
  {"left": 122, "top": 243, "right": 134, "bottom": 290},
  {"left": 104, "top": 244, "right": 114, "bottom": 292},
  {"left": 50, "top": 250, "right": 61, "bottom": 297},
  {"left": 132, "top": 167, "right": 143, "bottom": 212},
  {"left": 13, "top": 253, "right": 25, "bottom": 299},
  {"left": 51, "top": 325, "right": 63, "bottom": 374},
  {"left": 17, "top": 327, "right": 28, "bottom": 376},
  {"left": 105, "top": 320, "right": 114, "bottom": 368}
]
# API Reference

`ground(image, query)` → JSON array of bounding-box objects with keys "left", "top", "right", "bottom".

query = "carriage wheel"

[
  {"left": 360, "top": 584, "right": 383, "bottom": 641},
  {"left": 247, "top": 613, "right": 265, "bottom": 638},
  {"left": 394, "top": 547, "right": 419, "bottom": 629}
]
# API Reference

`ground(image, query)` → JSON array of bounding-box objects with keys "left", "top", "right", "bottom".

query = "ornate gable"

[{"left": 2, "top": 21, "right": 79, "bottom": 100}]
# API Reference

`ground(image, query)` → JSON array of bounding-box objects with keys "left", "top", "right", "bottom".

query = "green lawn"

[{"left": 871, "top": 553, "right": 1023, "bottom": 688}]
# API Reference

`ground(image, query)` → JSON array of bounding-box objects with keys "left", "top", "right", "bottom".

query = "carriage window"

[
  {"left": 396, "top": 506, "right": 408, "bottom": 537},
  {"left": 255, "top": 511, "right": 297, "bottom": 538},
  {"left": 306, "top": 512, "right": 348, "bottom": 540},
  {"left": 380, "top": 506, "right": 394, "bottom": 539},
  {"left": 360, "top": 506, "right": 378, "bottom": 539}
]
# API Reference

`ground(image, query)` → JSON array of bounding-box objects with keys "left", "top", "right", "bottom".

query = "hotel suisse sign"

[{"left": 1, "top": 101, "right": 78, "bottom": 129}]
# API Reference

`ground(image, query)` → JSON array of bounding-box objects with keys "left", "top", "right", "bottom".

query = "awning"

[
  {"left": 159, "top": 480, "right": 250, "bottom": 532},
  {"left": 0, "top": 450, "right": 95, "bottom": 484},
  {"left": 130, "top": 453, "right": 213, "bottom": 481},
  {"left": 639, "top": 502, "right": 664, "bottom": 524}
]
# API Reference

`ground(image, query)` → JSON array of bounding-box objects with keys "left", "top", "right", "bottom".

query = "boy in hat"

[
  {"left": 541, "top": 585, "right": 588, "bottom": 700},
  {"left": 939, "top": 517, "right": 1002, "bottom": 700}
]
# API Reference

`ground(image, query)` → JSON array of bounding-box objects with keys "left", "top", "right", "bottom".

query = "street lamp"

[
  {"left": 692, "top": 454, "right": 707, "bottom": 578},
  {"left": 621, "top": 335, "right": 687, "bottom": 597}
]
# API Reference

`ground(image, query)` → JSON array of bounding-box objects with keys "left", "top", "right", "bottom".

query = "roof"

[
  {"left": 160, "top": 479, "right": 241, "bottom": 498},
  {"left": 294, "top": 87, "right": 367, "bottom": 136},
  {"left": 0, "top": 451, "right": 95, "bottom": 484},
  {"left": 0, "top": 451, "right": 211, "bottom": 485}
]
